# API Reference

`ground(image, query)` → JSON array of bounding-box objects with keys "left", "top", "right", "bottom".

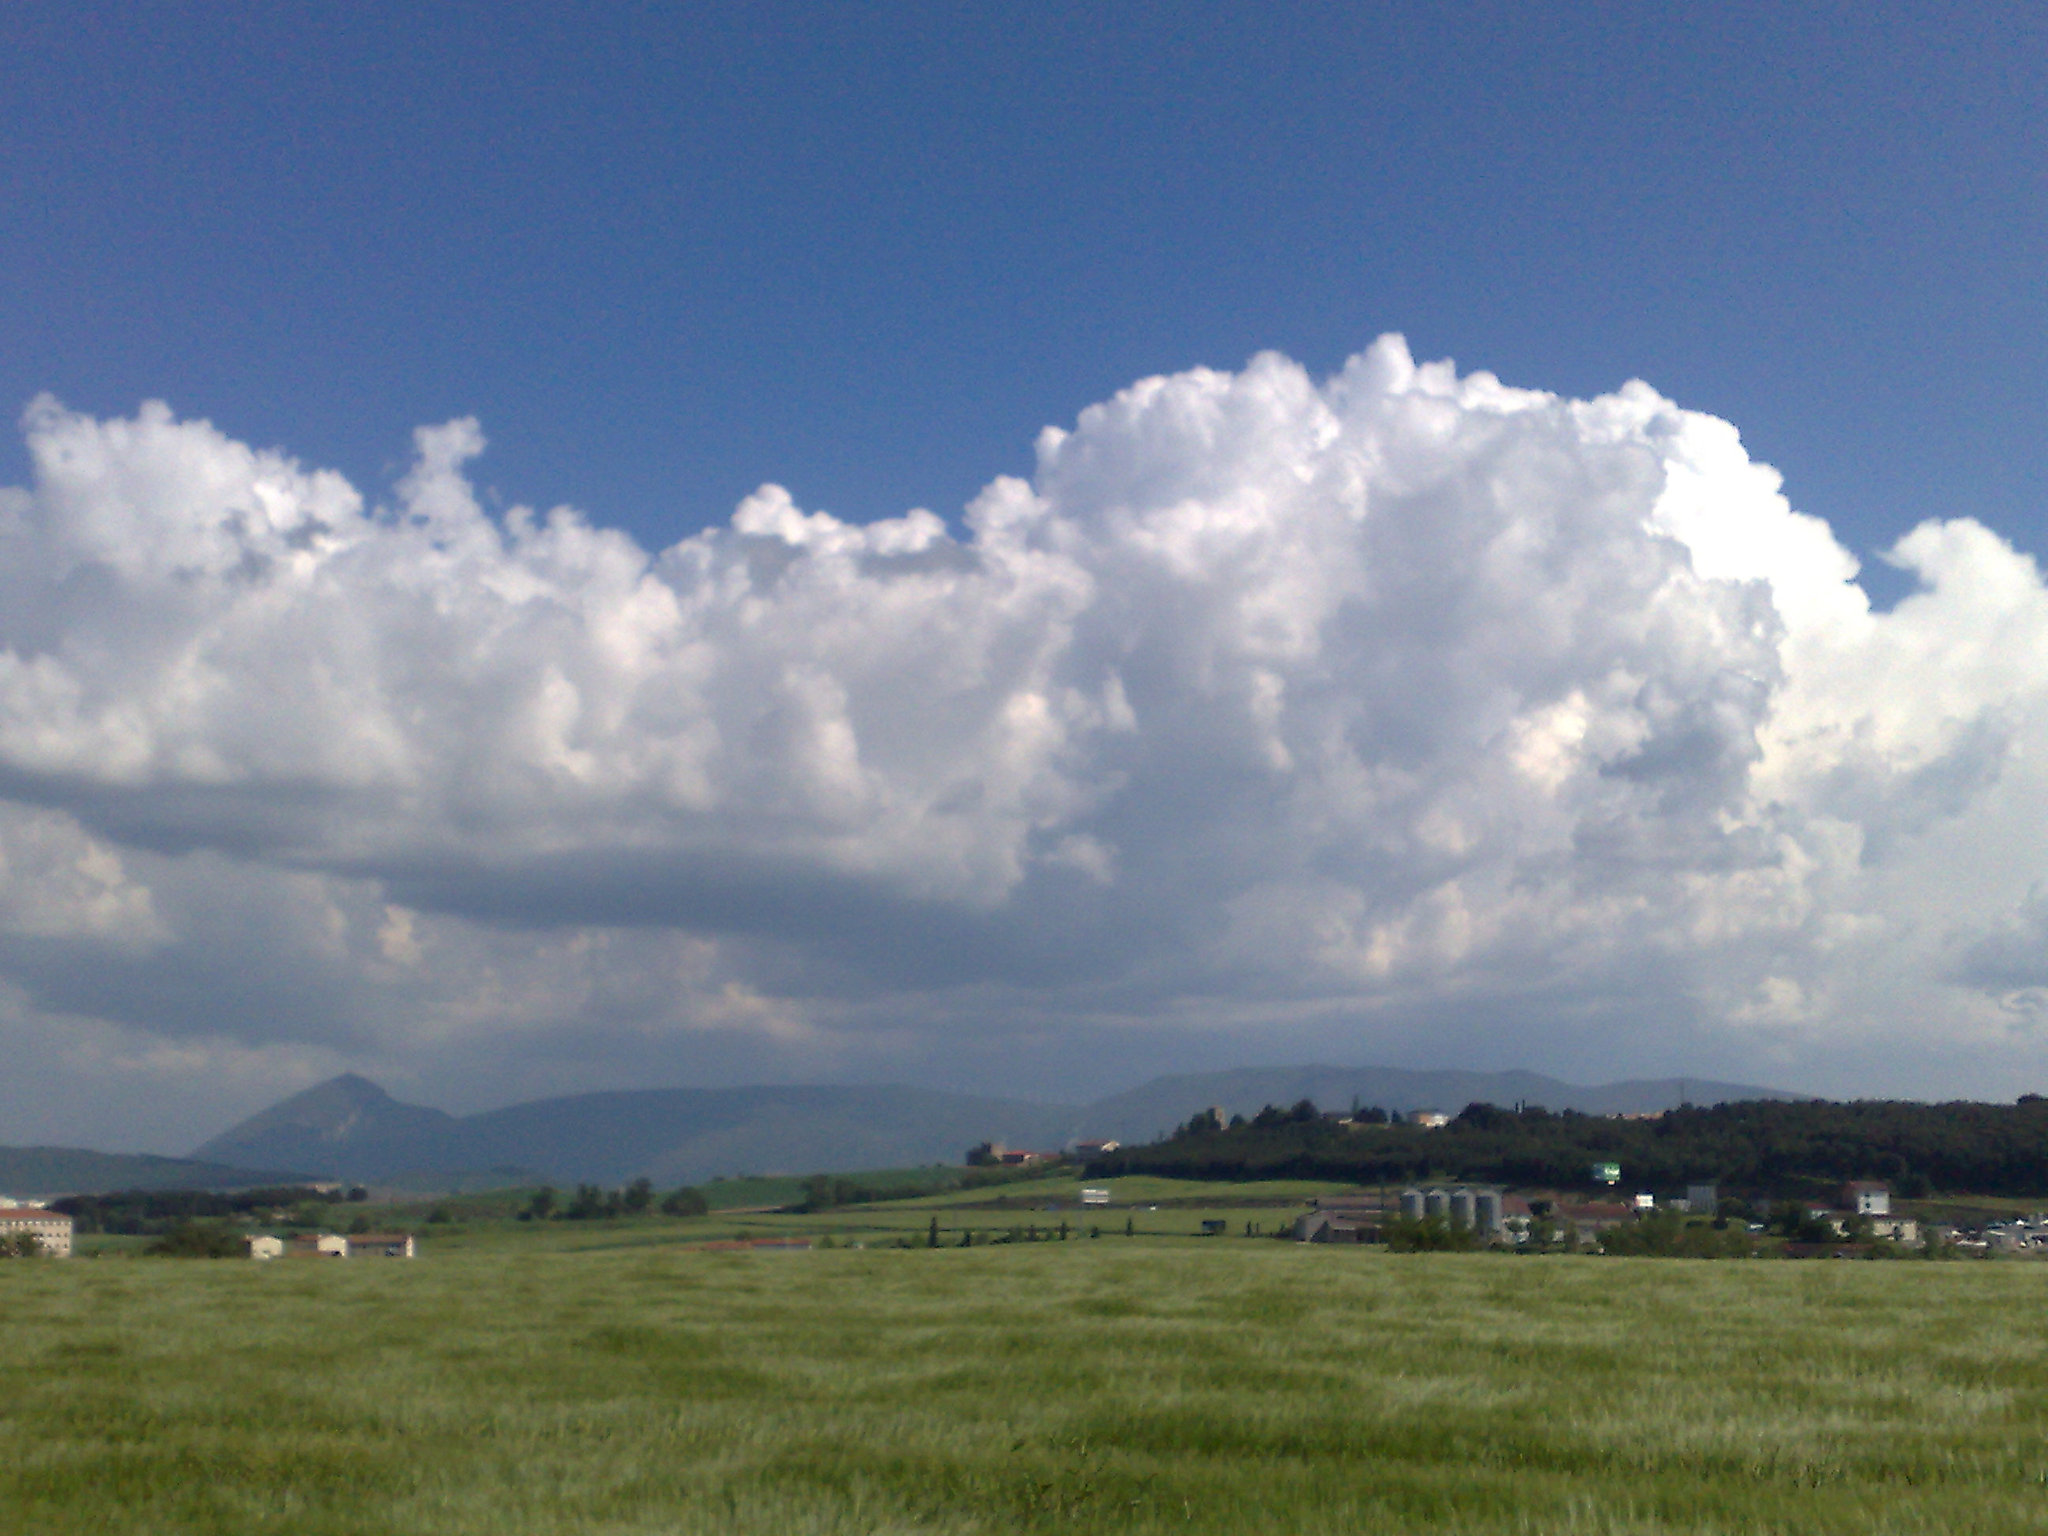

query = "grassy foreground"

[{"left": 5, "top": 1245, "right": 2048, "bottom": 1534}]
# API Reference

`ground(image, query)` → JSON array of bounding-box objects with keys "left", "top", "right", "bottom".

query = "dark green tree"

[
  {"left": 148, "top": 1220, "right": 243, "bottom": 1258},
  {"left": 659, "top": 1186, "right": 709, "bottom": 1217}
]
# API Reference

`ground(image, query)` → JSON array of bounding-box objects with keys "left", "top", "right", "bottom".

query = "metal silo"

[
  {"left": 1449, "top": 1188, "right": 1476, "bottom": 1230},
  {"left": 1474, "top": 1189, "right": 1502, "bottom": 1235}
]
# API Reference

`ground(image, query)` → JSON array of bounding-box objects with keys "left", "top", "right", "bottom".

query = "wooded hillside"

[{"left": 1087, "top": 1097, "right": 2048, "bottom": 1198}]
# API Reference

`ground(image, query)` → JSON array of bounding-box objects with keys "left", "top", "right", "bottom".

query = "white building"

[
  {"left": 1843, "top": 1182, "right": 1891, "bottom": 1216},
  {"left": 246, "top": 1235, "right": 285, "bottom": 1260},
  {"left": 0, "top": 1206, "right": 73, "bottom": 1257}
]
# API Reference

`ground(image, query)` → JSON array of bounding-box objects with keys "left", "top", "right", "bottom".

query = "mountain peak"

[{"left": 193, "top": 1073, "right": 454, "bottom": 1171}]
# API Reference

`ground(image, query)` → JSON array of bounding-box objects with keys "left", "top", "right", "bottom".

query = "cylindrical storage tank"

[
  {"left": 1474, "top": 1189, "right": 1502, "bottom": 1235},
  {"left": 1399, "top": 1188, "right": 1425, "bottom": 1222},
  {"left": 1449, "top": 1188, "right": 1476, "bottom": 1230},
  {"left": 1424, "top": 1188, "right": 1450, "bottom": 1222}
]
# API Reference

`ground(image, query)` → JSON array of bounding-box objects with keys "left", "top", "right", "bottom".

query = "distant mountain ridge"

[
  {"left": 195, "top": 1077, "right": 1085, "bottom": 1188},
  {"left": 0, "top": 1146, "right": 307, "bottom": 1200},
  {"left": 190, "top": 1065, "right": 1804, "bottom": 1189}
]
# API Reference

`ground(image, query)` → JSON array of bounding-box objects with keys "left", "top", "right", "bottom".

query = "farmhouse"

[
  {"left": 1554, "top": 1201, "right": 1633, "bottom": 1244},
  {"left": 1293, "top": 1208, "right": 1383, "bottom": 1244},
  {"left": 1843, "top": 1181, "right": 1891, "bottom": 1216},
  {"left": 0, "top": 1205, "right": 72, "bottom": 1257}
]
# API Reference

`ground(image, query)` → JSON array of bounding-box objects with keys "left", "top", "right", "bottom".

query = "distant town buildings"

[
  {"left": 969, "top": 1141, "right": 1063, "bottom": 1167},
  {"left": 270, "top": 1232, "right": 415, "bottom": 1259},
  {"left": 995, "top": 1149, "right": 1055, "bottom": 1167},
  {"left": 1843, "top": 1181, "right": 1891, "bottom": 1216}
]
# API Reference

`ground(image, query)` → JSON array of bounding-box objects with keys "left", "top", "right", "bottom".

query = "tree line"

[
  {"left": 1084, "top": 1095, "right": 2048, "bottom": 1198},
  {"left": 52, "top": 1184, "right": 367, "bottom": 1235},
  {"left": 522, "top": 1180, "right": 709, "bottom": 1220}
]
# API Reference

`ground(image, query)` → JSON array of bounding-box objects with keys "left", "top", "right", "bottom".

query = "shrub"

[
  {"left": 1383, "top": 1216, "right": 1480, "bottom": 1253},
  {"left": 148, "top": 1221, "right": 245, "bottom": 1258}
]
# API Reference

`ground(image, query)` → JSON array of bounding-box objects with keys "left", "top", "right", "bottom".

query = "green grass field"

[{"left": 7, "top": 1239, "right": 2048, "bottom": 1534}]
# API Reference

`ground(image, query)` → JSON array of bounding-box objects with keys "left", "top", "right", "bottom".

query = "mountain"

[
  {"left": 195, "top": 1080, "right": 1081, "bottom": 1188},
  {"left": 195, "top": 1073, "right": 456, "bottom": 1176},
  {"left": 192, "top": 1065, "right": 1805, "bottom": 1190},
  {"left": 1079, "top": 1065, "right": 1807, "bottom": 1143},
  {"left": 0, "top": 1146, "right": 306, "bottom": 1200}
]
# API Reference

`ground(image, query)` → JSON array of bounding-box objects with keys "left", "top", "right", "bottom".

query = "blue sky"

[
  {"left": 5, "top": 5, "right": 2048, "bottom": 1145},
  {"left": 7, "top": 5, "right": 2043, "bottom": 574}
]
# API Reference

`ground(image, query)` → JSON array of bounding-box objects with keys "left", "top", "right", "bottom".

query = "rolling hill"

[{"left": 0, "top": 1146, "right": 307, "bottom": 1200}]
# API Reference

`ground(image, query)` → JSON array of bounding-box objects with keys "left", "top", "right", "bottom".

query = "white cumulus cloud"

[{"left": 4, "top": 336, "right": 2048, "bottom": 1143}]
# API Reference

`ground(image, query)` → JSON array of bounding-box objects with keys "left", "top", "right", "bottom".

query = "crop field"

[{"left": 7, "top": 1239, "right": 2048, "bottom": 1535}]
